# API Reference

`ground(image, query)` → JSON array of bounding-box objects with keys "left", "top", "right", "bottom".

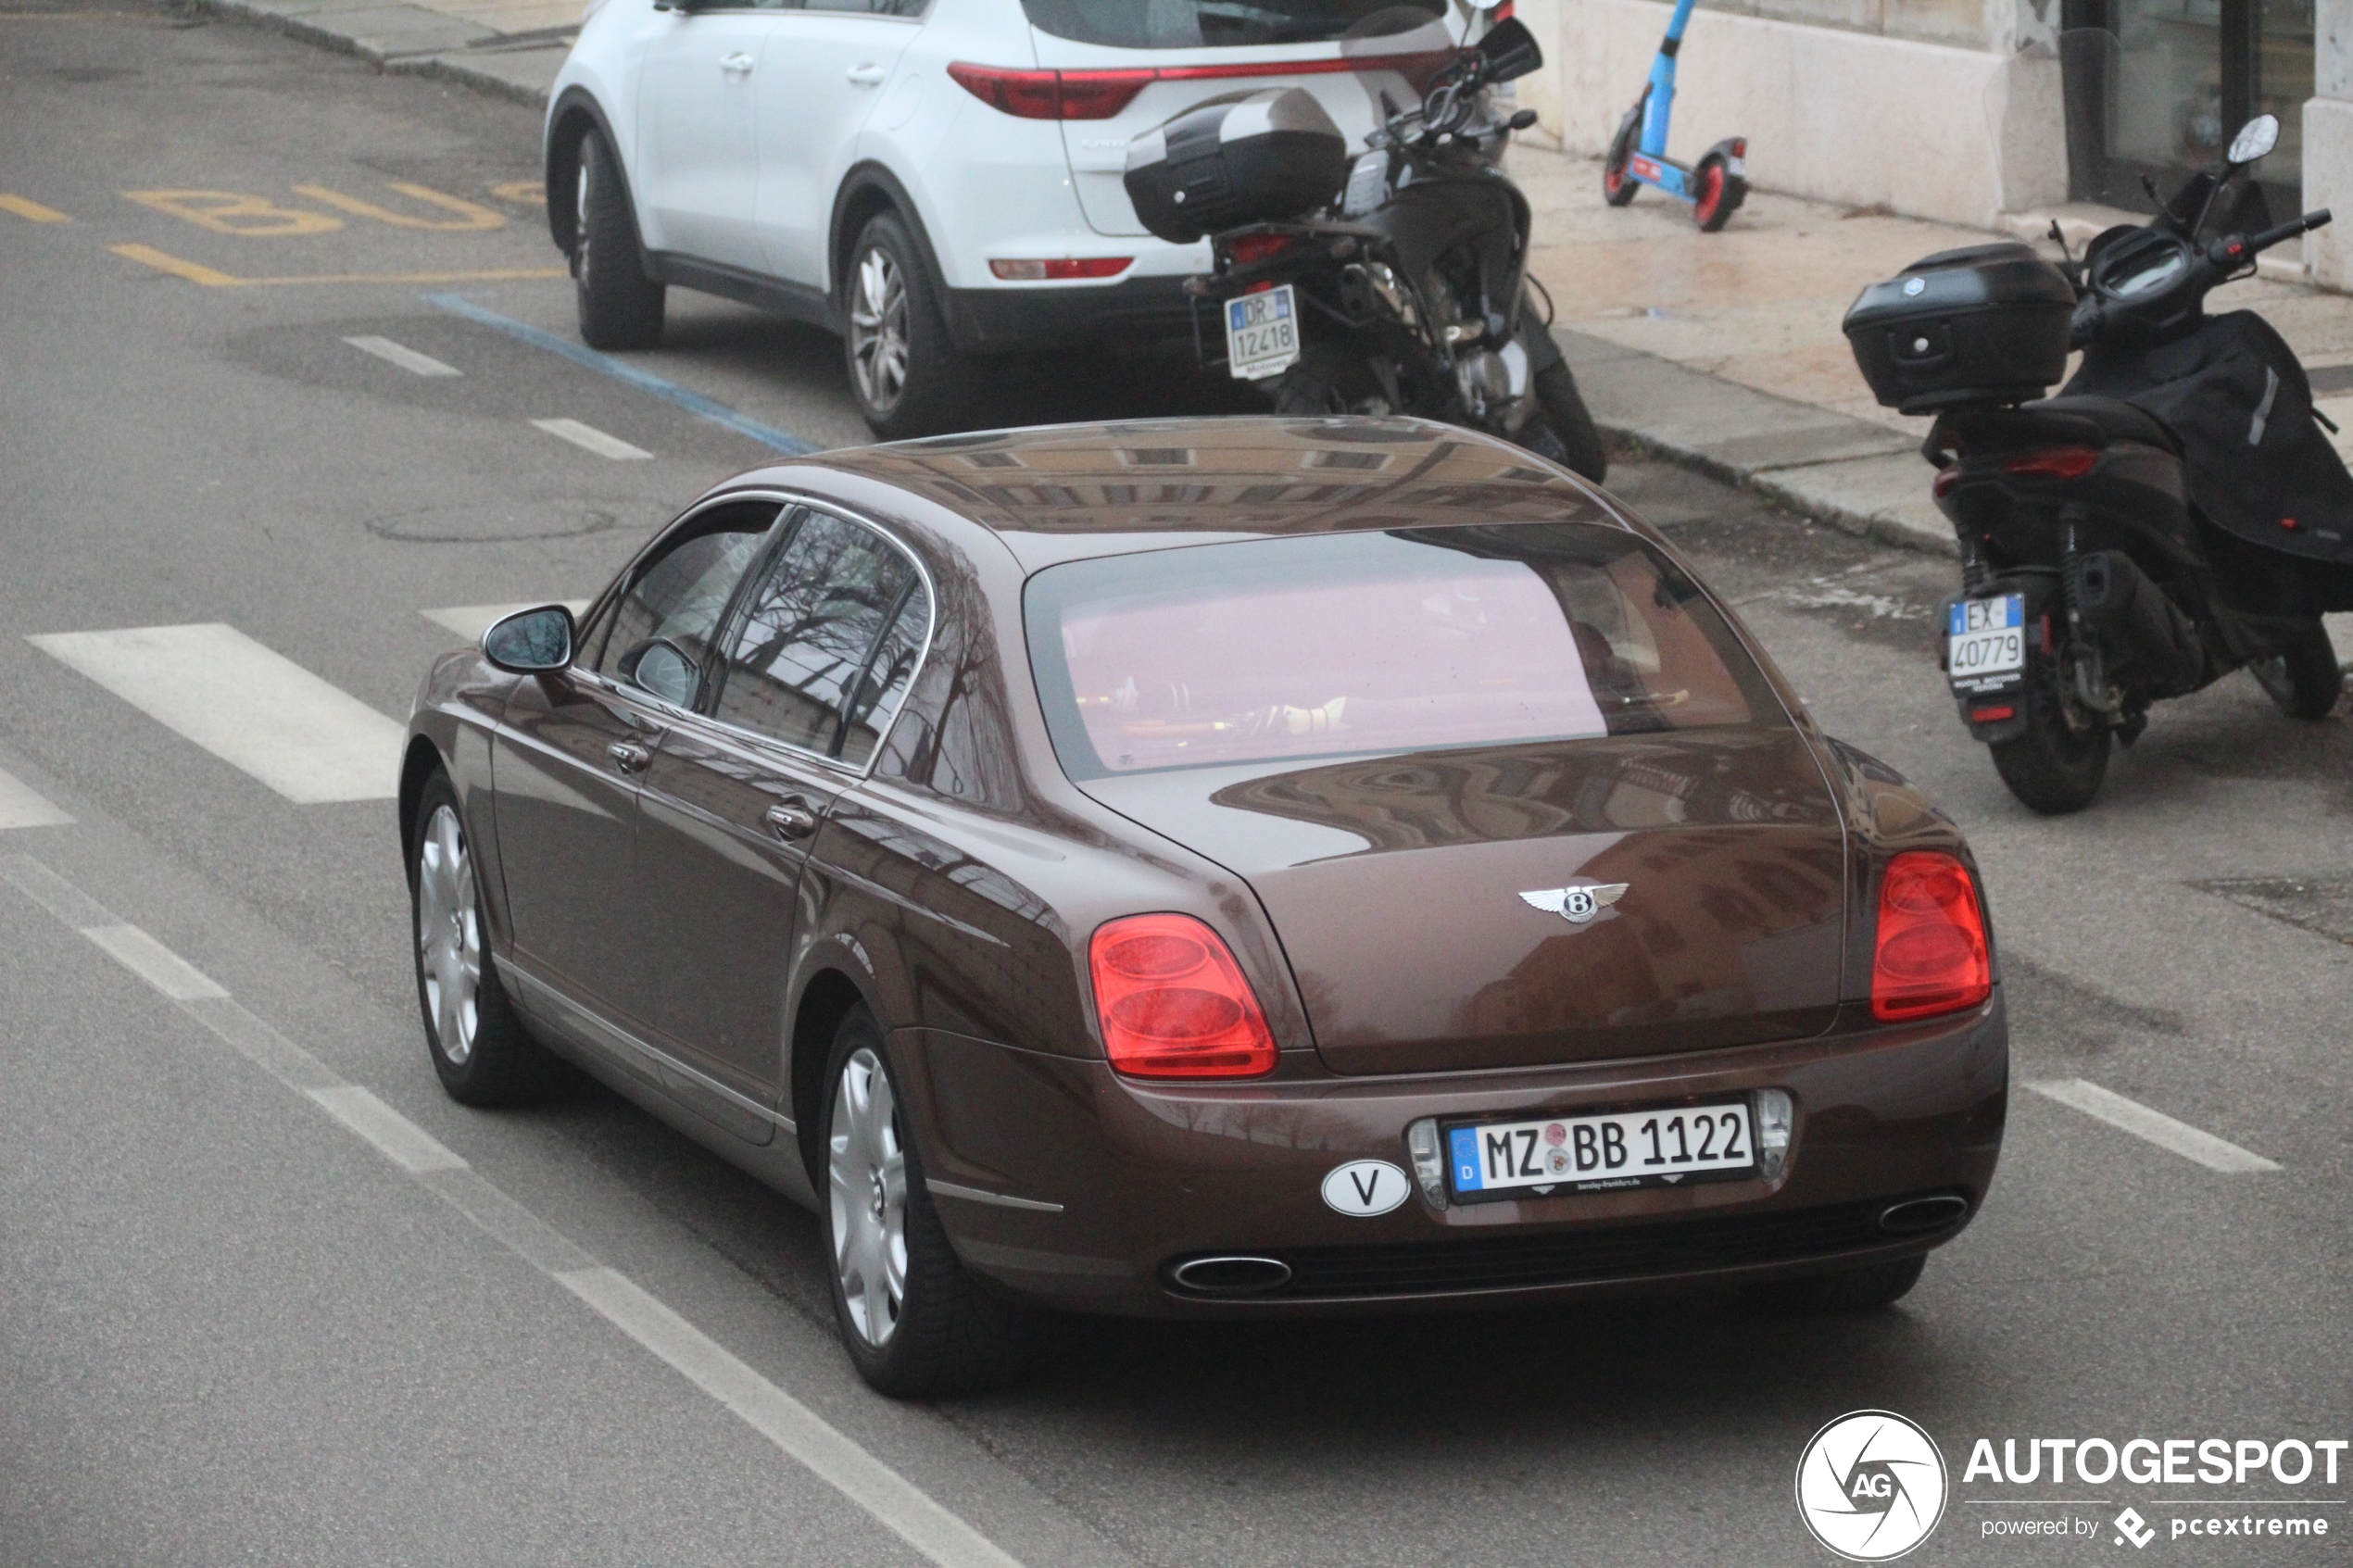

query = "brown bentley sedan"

[{"left": 400, "top": 416, "right": 2007, "bottom": 1396}]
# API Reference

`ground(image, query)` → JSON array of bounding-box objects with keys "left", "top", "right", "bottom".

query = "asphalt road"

[{"left": 3, "top": 7, "right": 2349, "bottom": 1565}]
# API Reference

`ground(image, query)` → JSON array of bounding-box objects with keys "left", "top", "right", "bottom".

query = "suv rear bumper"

[{"left": 943, "top": 275, "right": 1201, "bottom": 356}]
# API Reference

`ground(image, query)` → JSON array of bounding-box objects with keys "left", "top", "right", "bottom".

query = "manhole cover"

[
  {"left": 367, "top": 505, "right": 617, "bottom": 543},
  {"left": 2190, "top": 876, "right": 2353, "bottom": 945}
]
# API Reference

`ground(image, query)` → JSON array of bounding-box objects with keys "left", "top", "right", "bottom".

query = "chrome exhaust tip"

[
  {"left": 1168, "top": 1255, "right": 1294, "bottom": 1296},
  {"left": 1879, "top": 1194, "right": 1970, "bottom": 1235}
]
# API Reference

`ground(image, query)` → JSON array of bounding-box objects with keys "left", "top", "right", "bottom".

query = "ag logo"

[
  {"left": 1794, "top": 1410, "right": 1947, "bottom": 1561},
  {"left": 1319, "top": 1160, "right": 1409, "bottom": 1217}
]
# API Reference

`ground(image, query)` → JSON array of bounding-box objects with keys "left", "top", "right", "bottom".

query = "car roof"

[{"left": 736, "top": 415, "right": 1629, "bottom": 572}]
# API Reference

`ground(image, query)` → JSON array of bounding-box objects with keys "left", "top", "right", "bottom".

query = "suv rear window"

[
  {"left": 1021, "top": 0, "right": 1443, "bottom": 50},
  {"left": 1025, "top": 526, "right": 1780, "bottom": 780}
]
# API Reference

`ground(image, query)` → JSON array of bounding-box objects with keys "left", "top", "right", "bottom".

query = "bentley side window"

[
  {"left": 838, "top": 574, "right": 930, "bottom": 767},
  {"left": 711, "top": 509, "right": 924, "bottom": 758},
  {"left": 592, "top": 507, "right": 779, "bottom": 708}
]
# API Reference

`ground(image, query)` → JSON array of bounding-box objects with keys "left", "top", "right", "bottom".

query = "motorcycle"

[
  {"left": 1843, "top": 112, "right": 2353, "bottom": 814},
  {"left": 1121, "top": 15, "right": 1606, "bottom": 481}
]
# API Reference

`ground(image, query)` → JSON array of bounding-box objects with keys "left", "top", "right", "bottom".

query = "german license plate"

[
  {"left": 1446, "top": 1100, "right": 1756, "bottom": 1200},
  {"left": 1947, "top": 593, "right": 2027, "bottom": 694},
  {"left": 1225, "top": 283, "right": 1300, "bottom": 381}
]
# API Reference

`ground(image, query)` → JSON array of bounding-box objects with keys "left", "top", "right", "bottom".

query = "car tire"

[
  {"left": 409, "top": 771, "right": 560, "bottom": 1106},
  {"left": 2248, "top": 619, "right": 2343, "bottom": 720},
  {"left": 1757, "top": 1254, "right": 1927, "bottom": 1313},
  {"left": 573, "top": 126, "right": 665, "bottom": 352},
  {"left": 843, "top": 212, "right": 974, "bottom": 440},
  {"left": 822, "top": 1006, "right": 1030, "bottom": 1397},
  {"left": 1272, "top": 345, "right": 1390, "bottom": 416},
  {"left": 1528, "top": 360, "right": 1607, "bottom": 483}
]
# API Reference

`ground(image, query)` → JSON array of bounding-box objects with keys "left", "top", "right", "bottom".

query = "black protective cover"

[
  {"left": 1844, "top": 244, "right": 2076, "bottom": 414},
  {"left": 1123, "top": 88, "right": 1351, "bottom": 245},
  {"left": 2067, "top": 311, "right": 2353, "bottom": 569}
]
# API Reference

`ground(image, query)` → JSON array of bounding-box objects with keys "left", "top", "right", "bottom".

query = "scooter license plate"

[
  {"left": 1948, "top": 593, "right": 2027, "bottom": 694},
  {"left": 1225, "top": 284, "right": 1301, "bottom": 381}
]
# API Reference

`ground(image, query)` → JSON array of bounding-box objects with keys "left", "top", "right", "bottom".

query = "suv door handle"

[
  {"left": 720, "top": 51, "right": 755, "bottom": 74},
  {"left": 608, "top": 742, "right": 651, "bottom": 773},
  {"left": 845, "top": 62, "right": 887, "bottom": 85},
  {"left": 764, "top": 798, "right": 820, "bottom": 841}
]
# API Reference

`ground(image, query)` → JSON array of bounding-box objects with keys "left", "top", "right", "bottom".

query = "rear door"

[
  {"left": 1019, "top": 0, "right": 1457, "bottom": 237},
  {"left": 751, "top": 0, "right": 922, "bottom": 287}
]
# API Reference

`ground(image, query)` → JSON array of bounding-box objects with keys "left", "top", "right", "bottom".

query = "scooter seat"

[{"left": 2016, "top": 395, "right": 2180, "bottom": 452}]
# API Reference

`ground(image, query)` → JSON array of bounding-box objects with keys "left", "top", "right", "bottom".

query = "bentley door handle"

[
  {"left": 845, "top": 62, "right": 887, "bottom": 85},
  {"left": 608, "top": 742, "right": 651, "bottom": 773},
  {"left": 720, "top": 50, "right": 755, "bottom": 73},
  {"left": 764, "top": 798, "right": 820, "bottom": 840}
]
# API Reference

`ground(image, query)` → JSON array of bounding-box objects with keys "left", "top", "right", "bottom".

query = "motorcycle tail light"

[
  {"left": 989, "top": 257, "right": 1134, "bottom": 280},
  {"left": 1969, "top": 703, "right": 2016, "bottom": 723},
  {"left": 1090, "top": 913, "right": 1278, "bottom": 1078},
  {"left": 1871, "top": 852, "right": 1992, "bottom": 1022},
  {"left": 2000, "top": 446, "right": 2099, "bottom": 481},
  {"left": 1224, "top": 232, "right": 1297, "bottom": 266},
  {"left": 1932, "top": 467, "right": 1962, "bottom": 498}
]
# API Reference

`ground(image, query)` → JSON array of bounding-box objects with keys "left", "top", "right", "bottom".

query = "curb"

[{"left": 182, "top": 0, "right": 558, "bottom": 107}]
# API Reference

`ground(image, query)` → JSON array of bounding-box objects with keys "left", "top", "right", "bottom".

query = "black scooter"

[
  {"left": 1844, "top": 113, "right": 2352, "bottom": 813},
  {"left": 1123, "top": 16, "right": 1605, "bottom": 481}
]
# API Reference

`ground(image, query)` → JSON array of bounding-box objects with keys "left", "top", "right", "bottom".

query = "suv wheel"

[
  {"left": 843, "top": 212, "right": 973, "bottom": 439},
  {"left": 573, "top": 126, "right": 665, "bottom": 351}
]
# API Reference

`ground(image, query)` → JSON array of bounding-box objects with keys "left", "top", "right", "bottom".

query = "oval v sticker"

[{"left": 1321, "top": 1160, "right": 1409, "bottom": 1217}]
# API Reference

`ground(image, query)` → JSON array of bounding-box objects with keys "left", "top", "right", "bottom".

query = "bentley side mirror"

[
  {"left": 1474, "top": 16, "right": 1542, "bottom": 82},
  {"left": 2227, "top": 114, "right": 2280, "bottom": 169},
  {"left": 482, "top": 604, "right": 575, "bottom": 673}
]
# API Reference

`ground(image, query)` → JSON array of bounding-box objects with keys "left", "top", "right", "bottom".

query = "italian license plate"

[
  {"left": 1225, "top": 283, "right": 1300, "bottom": 381},
  {"left": 1446, "top": 1100, "right": 1757, "bottom": 1200},
  {"left": 1947, "top": 593, "right": 2027, "bottom": 694}
]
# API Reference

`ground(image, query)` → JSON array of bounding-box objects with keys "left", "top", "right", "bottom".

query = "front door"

[
  {"left": 751, "top": 3, "right": 920, "bottom": 286},
  {"left": 634, "top": 3, "right": 782, "bottom": 268},
  {"left": 635, "top": 505, "right": 934, "bottom": 1113},
  {"left": 492, "top": 502, "right": 781, "bottom": 1027}
]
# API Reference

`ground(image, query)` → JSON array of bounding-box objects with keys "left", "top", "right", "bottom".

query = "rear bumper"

[
  {"left": 941, "top": 274, "right": 1201, "bottom": 355},
  {"left": 891, "top": 990, "right": 2009, "bottom": 1318}
]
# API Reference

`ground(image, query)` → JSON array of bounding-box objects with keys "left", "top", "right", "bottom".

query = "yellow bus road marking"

[
  {"left": 123, "top": 189, "right": 342, "bottom": 236},
  {"left": 108, "top": 244, "right": 563, "bottom": 287},
  {"left": 0, "top": 194, "right": 71, "bottom": 223},
  {"left": 291, "top": 182, "right": 506, "bottom": 232},
  {"left": 488, "top": 181, "right": 546, "bottom": 207}
]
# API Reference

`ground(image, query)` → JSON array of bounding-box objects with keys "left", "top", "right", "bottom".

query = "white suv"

[{"left": 544, "top": 0, "right": 1486, "bottom": 437}]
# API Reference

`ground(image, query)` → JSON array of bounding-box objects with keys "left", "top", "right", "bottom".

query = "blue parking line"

[{"left": 425, "top": 293, "right": 821, "bottom": 457}]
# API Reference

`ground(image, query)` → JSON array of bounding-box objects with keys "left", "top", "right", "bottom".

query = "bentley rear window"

[{"left": 1024, "top": 527, "right": 1780, "bottom": 780}]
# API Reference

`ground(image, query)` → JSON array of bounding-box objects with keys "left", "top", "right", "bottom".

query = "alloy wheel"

[
  {"left": 416, "top": 804, "right": 483, "bottom": 1067},
  {"left": 573, "top": 158, "right": 591, "bottom": 285},
  {"left": 848, "top": 246, "right": 909, "bottom": 413},
  {"left": 828, "top": 1046, "right": 907, "bottom": 1348}
]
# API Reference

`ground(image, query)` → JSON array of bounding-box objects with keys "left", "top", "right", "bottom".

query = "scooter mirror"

[
  {"left": 2227, "top": 114, "right": 2280, "bottom": 168},
  {"left": 1474, "top": 15, "right": 1542, "bottom": 82}
]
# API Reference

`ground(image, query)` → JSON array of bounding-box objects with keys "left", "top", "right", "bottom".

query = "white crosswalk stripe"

[
  {"left": 422, "top": 600, "right": 593, "bottom": 645},
  {"left": 0, "top": 763, "right": 70, "bottom": 830},
  {"left": 531, "top": 418, "right": 651, "bottom": 460},
  {"left": 28, "top": 623, "right": 403, "bottom": 803}
]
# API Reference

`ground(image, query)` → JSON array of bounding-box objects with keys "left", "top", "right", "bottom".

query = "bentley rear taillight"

[
  {"left": 1870, "top": 852, "right": 1992, "bottom": 1022},
  {"left": 1089, "top": 913, "right": 1277, "bottom": 1078}
]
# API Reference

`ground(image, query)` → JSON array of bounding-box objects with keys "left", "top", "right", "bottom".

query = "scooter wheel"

[
  {"left": 1988, "top": 688, "right": 2109, "bottom": 814},
  {"left": 1692, "top": 156, "right": 1735, "bottom": 232},
  {"left": 1272, "top": 347, "right": 1390, "bottom": 417},
  {"left": 1604, "top": 121, "right": 1640, "bottom": 207},
  {"left": 2248, "top": 620, "right": 2344, "bottom": 719}
]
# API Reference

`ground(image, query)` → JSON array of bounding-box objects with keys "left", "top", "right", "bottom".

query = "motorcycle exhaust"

[{"left": 2073, "top": 550, "right": 2207, "bottom": 696}]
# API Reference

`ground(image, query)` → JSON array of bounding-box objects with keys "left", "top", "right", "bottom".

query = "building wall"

[
  {"left": 2306, "top": 0, "right": 2353, "bottom": 287},
  {"left": 1552, "top": 0, "right": 2069, "bottom": 226}
]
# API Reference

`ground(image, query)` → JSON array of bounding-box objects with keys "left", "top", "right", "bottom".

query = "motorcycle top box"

[
  {"left": 1124, "top": 88, "right": 1351, "bottom": 245},
  {"left": 1844, "top": 243, "right": 2076, "bottom": 415}
]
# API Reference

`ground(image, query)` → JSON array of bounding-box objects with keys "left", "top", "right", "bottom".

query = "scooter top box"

[
  {"left": 1845, "top": 243, "right": 2076, "bottom": 415},
  {"left": 1124, "top": 87, "right": 1352, "bottom": 245}
]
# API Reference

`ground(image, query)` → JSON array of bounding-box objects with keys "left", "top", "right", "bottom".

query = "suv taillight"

[
  {"left": 1089, "top": 913, "right": 1278, "bottom": 1078},
  {"left": 1870, "top": 852, "right": 1992, "bottom": 1022}
]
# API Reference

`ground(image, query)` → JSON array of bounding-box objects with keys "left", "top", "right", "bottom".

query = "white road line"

[
  {"left": 306, "top": 1085, "right": 469, "bottom": 1173},
  {"left": 29, "top": 623, "right": 403, "bottom": 803},
  {"left": 344, "top": 334, "right": 460, "bottom": 377},
  {"left": 2026, "top": 1079, "right": 2282, "bottom": 1173},
  {"left": 531, "top": 417, "right": 651, "bottom": 460},
  {"left": 421, "top": 599, "right": 593, "bottom": 645},
  {"left": 557, "top": 1267, "right": 1025, "bottom": 1568},
  {"left": 0, "top": 851, "right": 1030, "bottom": 1568},
  {"left": 0, "top": 764, "right": 70, "bottom": 830},
  {"left": 79, "top": 922, "right": 229, "bottom": 1001}
]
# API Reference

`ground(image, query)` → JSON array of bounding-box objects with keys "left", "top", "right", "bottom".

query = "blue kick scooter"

[{"left": 1602, "top": 0, "right": 1749, "bottom": 231}]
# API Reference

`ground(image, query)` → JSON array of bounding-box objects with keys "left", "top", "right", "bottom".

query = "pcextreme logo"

[{"left": 1795, "top": 1410, "right": 1950, "bottom": 1561}]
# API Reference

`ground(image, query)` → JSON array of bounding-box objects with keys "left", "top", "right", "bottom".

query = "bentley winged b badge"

[{"left": 1519, "top": 883, "right": 1629, "bottom": 925}]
